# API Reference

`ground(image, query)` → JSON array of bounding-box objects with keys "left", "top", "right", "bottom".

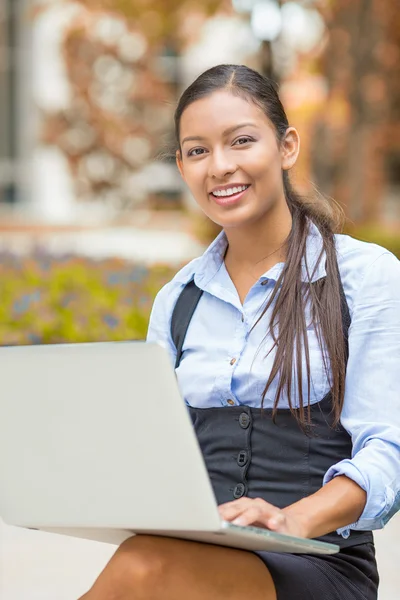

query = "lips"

[
  {"left": 210, "top": 184, "right": 250, "bottom": 197},
  {"left": 210, "top": 185, "right": 250, "bottom": 207}
]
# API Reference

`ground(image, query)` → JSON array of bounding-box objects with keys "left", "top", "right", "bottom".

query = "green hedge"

[
  {"left": 0, "top": 252, "right": 176, "bottom": 346},
  {"left": 344, "top": 226, "right": 400, "bottom": 259},
  {"left": 0, "top": 226, "right": 397, "bottom": 347}
]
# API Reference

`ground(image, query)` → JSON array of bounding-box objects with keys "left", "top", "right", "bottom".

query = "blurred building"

[{"left": 0, "top": 0, "right": 26, "bottom": 206}]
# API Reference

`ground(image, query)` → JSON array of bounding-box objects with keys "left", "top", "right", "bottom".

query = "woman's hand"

[{"left": 218, "top": 497, "right": 309, "bottom": 538}]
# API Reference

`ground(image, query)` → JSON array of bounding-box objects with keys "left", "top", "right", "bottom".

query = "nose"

[{"left": 208, "top": 148, "right": 237, "bottom": 179}]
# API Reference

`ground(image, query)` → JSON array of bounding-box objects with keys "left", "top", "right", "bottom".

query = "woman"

[{"left": 79, "top": 65, "right": 400, "bottom": 600}]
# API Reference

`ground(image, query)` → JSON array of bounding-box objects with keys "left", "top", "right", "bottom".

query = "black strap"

[
  {"left": 171, "top": 279, "right": 203, "bottom": 369},
  {"left": 338, "top": 271, "right": 351, "bottom": 361},
  {"left": 171, "top": 274, "right": 351, "bottom": 369}
]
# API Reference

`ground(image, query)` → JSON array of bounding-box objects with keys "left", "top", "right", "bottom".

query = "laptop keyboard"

[
  {"left": 222, "top": 521, "right": 338, "bottom": 552},
  {"left": 223, "top": 521, "right": 275, "bottom": 537}
]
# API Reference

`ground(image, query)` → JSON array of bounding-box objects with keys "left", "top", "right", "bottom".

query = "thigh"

[{"left": 81, "top": 535, "right": 277, "bottom": 600}]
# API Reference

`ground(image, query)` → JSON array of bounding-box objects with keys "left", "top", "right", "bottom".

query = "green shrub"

[
  {"left": 345, "top": 226, "right": 400, "bottom": 259},
  {"left": 1, "top": 223, "right": 397, "bottom": 347},
  {"left": 0, "top": 253, "right": 177, "bottom": 346}
]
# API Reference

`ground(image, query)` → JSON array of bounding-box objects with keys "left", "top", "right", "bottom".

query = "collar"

[{"left": 177, "top": 221, "right": 327, "bottom": 287}]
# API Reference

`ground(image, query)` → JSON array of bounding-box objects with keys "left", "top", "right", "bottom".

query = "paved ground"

[
  {"left": 1, "top": 515, "right": 398, "bottom": 599},
  {"left": 0, "top": 210, "right": 204, "bottom": 265},
  {"left": 0, "top": 225, "right": 204, "bottom": 265}
]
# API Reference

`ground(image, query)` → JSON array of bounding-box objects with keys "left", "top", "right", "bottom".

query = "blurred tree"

[
  {"left": 73, "top": 0, "right": 222, "bottom": 42},
  {"left": 36, "top": 0, "right": 224, "bottom": 213},
  {"left": 311, "top": 0, "right": 400, "bottom": 226}
]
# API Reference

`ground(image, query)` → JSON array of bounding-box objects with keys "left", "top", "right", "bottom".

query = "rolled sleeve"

[
  {"left": 324, "top": 448, "right": 400, "bottom": 537},
  {"left": 323, "top": 251, "right": 400, "bottom": 537}
]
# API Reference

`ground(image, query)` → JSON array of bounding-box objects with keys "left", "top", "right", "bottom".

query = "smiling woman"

[
  {"left": 79, "top": 65, "right": 400, "bottom": 600},
  {"left": 176, "top": 91, "right": 298, "bottom": 235}
]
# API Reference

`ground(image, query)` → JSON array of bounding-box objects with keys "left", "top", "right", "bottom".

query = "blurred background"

[
  {"left": 0, "top": 1, "right": 399, "bottom": 598},
  {"left": 0, "top": 0, "right": 399, "bottom": 346}
]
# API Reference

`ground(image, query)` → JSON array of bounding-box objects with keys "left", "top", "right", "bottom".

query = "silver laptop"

[{"left": 0, "top": 341, "right": 339, "bottom": 555}]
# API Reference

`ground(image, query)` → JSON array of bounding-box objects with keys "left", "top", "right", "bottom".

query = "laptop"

[{"left": 0, "top": 341, "right": 339, "bottom": 554}]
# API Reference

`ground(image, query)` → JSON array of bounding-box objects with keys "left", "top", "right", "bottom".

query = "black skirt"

[{"left": 254, "top": 542, "right": 379, "bottom": 600}]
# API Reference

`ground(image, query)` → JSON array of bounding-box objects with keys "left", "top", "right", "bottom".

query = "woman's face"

[{"left": 176, "top": 90, "right": 299, "bottom": 230}]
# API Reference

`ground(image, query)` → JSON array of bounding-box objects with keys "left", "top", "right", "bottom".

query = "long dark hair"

[{"left": 174, "top": 64, "right": 346, "bottom": 427}]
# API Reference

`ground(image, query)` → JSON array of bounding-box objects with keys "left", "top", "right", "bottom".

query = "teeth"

[{"left": 212, "top": 185, "right": 248, "bottom": 197}]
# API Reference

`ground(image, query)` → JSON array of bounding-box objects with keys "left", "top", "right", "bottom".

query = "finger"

[
  {"left": 219, "top": 497, "right": 282, "bottom": 523},
  {"left": 232, "top": 503, "right": 282, "bottom": 528},
  {"left": 252, "top": 497, "right": 277, "bottom": 511},
  {"left": 231, "top": 506, "right": 265, "bottom": 527},
  {"left": 219, "top": 498, "right": 253, "bottom": 511},
  {"left": 265, "top": 512, "right": 287, "bottom": 532},
  {"left": 219, "top": 497, "right": 276, "bottom": 513},
  {"left": 218, "top": 498, "right": 253, "bottom": 519}
]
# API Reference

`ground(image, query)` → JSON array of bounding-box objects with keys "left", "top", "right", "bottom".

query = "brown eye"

[
  {"left": 188, "top": 147, "right": 206, "bottom": 157},
  {"left": 234, "top": 136, "right": 254, "bottom": 146}
]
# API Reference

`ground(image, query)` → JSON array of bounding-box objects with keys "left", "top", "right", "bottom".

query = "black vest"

[{"left": 171, "top": 278, "right": 373, "bottom": 549}]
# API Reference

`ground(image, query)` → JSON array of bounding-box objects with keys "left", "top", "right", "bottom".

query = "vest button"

[
  {"left": 237, "top": 450, "right": 248, "bottom": 467},
  {"left": 233, "top": 483, "right": 246, "bottom": 499},
  {"left": 239, "top": 412, "right": 250, "bottom": 429}
]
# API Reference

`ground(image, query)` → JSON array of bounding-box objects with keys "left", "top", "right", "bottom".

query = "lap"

[
  {"left": 80, "top": 536, "right": 378, "bottom": 600},
  {"left": 81, "top": 535, "right": 277, "bottom": 600}
]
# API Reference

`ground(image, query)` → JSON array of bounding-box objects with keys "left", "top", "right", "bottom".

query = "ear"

[
  {"left": 176, "top": 150, "right": 185, "bottom": 180},
  {"left": 281, "top": 127, "right": 300, "bottom": 171}
]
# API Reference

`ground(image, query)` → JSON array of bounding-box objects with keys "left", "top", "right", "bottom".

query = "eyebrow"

[{"left": 181, "top": 122, "right": 257, "bottom": 145}]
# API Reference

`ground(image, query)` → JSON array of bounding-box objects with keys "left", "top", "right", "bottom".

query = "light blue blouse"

[{"left": 147, "top": 223, "right": 400, "bottom": 536}]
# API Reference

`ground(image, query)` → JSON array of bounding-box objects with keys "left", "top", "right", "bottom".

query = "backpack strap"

[
  {"left": 170, "top": 272, "right": 351, "bottom": 370},
  {"left": 171, "top": 279, "right": 203, "bottom": 369},
  {"left": 338, "top": 271, "right": 351, "bottom": 361}
]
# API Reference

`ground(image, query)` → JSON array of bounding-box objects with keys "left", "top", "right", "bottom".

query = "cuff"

[{"left": 323, "top": 460, "right": 396, "bottom": 538}]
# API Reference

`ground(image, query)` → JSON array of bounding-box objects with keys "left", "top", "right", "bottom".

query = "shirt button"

[
  {"left": 237, "top": 450, "right": 248, "bottom": 467},
  {"left": 230, "top": 358, "right": 236, "bottom": 366},
  {"left": 227, "top": 399, "right": 235, "bottom": 406},
  {"left": 241, "top": 314, "right": 245, "bottom": 322},
  {"left": 261, "top": 280, "right": 268, "bottom": 286},
  {"left": 233, "top": 483, "right": 246, "bottom": 499},
  {"left": 239, "top": 412, "right": 250, "bottom": 428}
]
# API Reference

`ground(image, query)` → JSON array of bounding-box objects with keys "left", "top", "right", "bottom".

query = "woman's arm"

[
  {"left": 218, "top": 474, "right": 366, "bottom": 538},
  {"left": 322, "top": 250, "right": 400, "bottom": 536},
  {"left": 282, "top": 475, "right": 366, "bottom": 538}
]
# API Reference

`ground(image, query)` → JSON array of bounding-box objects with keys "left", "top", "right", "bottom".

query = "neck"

[{"left": 224, "top": 202, "right": 292, "bottom": 273}]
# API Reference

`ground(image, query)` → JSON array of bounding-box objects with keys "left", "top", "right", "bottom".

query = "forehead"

[{"left": 179, "top": 90, "right": 271, "bottom": 139}]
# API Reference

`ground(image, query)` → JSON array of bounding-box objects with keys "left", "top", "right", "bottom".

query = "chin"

[
  {"left": 214, "top": 210, "right": 262, "bottom": 231},
  {"left": 213, "top": 219, "right": 251, "bottom": 231}
]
